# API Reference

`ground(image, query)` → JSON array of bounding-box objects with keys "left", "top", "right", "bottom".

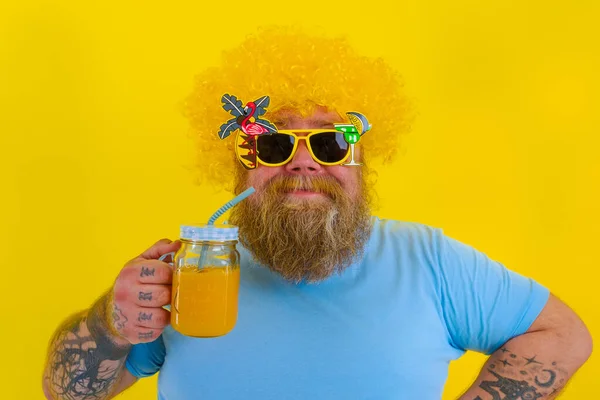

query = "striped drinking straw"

[{"left": 196, "top": 187, "right": 256, "bottom": 269}]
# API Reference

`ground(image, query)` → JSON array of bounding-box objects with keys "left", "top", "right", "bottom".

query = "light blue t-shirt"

[{"left": 126, "top": 218, "right": 549, "bottom": 399}]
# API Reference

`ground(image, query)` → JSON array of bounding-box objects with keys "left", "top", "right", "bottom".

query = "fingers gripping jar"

[{"left": 171, "top": 224, "right": 240, "bottom": 337}]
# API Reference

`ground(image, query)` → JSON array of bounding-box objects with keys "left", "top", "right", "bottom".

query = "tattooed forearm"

[
  {"left": 138, "top": 292, "right": 152, "bottom": 301},
  {"left": 462, "top": 297, "right": 592, "bottom": 400},
  {"left": 464, "top": 348, "right": 568, "bottom": 400},
  {"left": 44, "top": 293, "right": 131, "bottom": 400}
]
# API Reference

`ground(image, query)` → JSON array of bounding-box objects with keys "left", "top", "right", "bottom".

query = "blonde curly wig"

[{"left": 182, "top": 26, "right": 413, "bottom": 191}]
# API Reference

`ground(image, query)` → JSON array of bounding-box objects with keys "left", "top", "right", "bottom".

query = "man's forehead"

[{"left": 270, "top": 106, "right": 343, "bottom": 128}]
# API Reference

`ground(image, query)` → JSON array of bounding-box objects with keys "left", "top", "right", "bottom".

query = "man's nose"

[{"left": 284, "top": 140, "right": 322, "bottom": 175}]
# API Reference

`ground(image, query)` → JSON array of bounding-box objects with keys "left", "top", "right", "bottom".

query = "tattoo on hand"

[
  {"left": 475, "top": 349, "right": 566, "bottom": 400},
  {"left": 138, "top": 292, "right": 152, "bottom": 301},
  {"left": 138, "top": 331, "right": 153, "bottom": 340},
  {"left": 137, "top": 312, "right": 152, "bottom": 322},
  {"left": 140, "top": 266, "right": 155, "bottom": 277},
  {"left": 112, "top": 303, "right": 128, "bottom": 331}
]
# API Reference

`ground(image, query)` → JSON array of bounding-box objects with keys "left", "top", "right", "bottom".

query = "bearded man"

[{"left": 43, "top": 27, "right": 591, "bottom": 400}]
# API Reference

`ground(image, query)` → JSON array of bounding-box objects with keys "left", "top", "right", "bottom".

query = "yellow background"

[{"left": 1, "top": 0, "right": 598, "bottom": 398}]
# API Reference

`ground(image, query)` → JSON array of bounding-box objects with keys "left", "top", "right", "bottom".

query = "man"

[{"left": 43, "top": 27, "right": 591, "bottom": 399}]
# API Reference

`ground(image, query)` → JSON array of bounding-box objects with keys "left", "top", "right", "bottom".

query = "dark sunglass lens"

[
  {"left": 309, "top": 132, "right": 349, "bottom": 163},
  {"left": 256, "top": 134, "right": 295, "bottom": 164}
]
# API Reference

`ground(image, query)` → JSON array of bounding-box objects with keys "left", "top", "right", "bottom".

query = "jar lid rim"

[{"left": 179, "top": 224, "right": 239, "bottom": 241}]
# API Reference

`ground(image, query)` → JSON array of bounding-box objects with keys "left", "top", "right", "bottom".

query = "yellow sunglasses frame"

[{"left": 255, "top": 129, "right": 351, "bottom": 167}]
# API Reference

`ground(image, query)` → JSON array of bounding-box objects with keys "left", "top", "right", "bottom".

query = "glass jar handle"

[
  {"left": 158, "top": 252, "right": 175, "bottom": 265},
  {"left": 159, "top": 252, "right": 175, "bottom": 311}
]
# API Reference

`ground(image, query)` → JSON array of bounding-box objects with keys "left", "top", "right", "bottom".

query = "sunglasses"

[{"left": 255, "top": 130, "right": 351, "bottom": 167}]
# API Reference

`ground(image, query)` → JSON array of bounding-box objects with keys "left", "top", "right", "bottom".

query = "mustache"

[{"left": 263, "top": 175, "right": 345, "bottom": 199}]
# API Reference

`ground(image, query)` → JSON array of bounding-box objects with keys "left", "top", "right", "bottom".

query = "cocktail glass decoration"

[{"left": 334, "top": 112, "right": 372, "bottom": 166}]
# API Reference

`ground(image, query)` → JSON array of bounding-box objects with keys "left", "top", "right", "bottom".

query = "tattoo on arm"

[
  {"left": 140, "top": 266, "right": 155, "bottom": 277},
  {"left": 138, "top": 292, "right": 152, "bottom": 301},
  {"left": 45, "top": 293, "right": 132, "bottom": 399},
  {"left": 472, "top": 348, "right": 567, "bottom": 400}
]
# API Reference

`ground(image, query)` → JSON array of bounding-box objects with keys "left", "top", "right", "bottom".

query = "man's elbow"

[
  {"left": 571, "top": 320, "right": 593, "bottom": 365},
  {"left": 528, "top": 293, "right": 593, "bottom": 366},
  {"left": 553, "top": 311, "right": 593, "bottom": 367}
]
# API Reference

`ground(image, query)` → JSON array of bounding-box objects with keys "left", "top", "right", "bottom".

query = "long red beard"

[{"left": 230, "top": 175, "right": 372, "bottom": 283}]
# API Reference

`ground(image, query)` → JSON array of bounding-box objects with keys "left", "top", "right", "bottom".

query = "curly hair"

[{"left": 182, "top": 26, "right": 413, "bottom": 191}]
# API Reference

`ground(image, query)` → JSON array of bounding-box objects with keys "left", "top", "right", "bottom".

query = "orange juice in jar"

[{"left": 170, "top": 224, "right": 240, "bottom": 337}]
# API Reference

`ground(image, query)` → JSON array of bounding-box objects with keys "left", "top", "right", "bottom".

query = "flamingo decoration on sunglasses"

[
  {"left": 240, "top": 102, "right": 271, "bottom": 136},
  {"left": 218, "top": 94, "right": 278, "bottom": 169}
]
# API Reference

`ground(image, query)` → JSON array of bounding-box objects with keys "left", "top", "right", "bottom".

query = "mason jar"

[{"left": 170, "top": 224, "right": 240, "bottom": 338}]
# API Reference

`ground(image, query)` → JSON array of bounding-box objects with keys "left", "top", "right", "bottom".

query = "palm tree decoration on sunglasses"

[{"left": 218, "top": 93, "right": 278, "bottom": 170}]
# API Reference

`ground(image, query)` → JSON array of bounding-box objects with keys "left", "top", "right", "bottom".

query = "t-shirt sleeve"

[
  {"left": 125, "top": 335, "right": 166, "bottom": 378},
  {"left": 435, "top": 229, "right": 550, "bottom": 355}
]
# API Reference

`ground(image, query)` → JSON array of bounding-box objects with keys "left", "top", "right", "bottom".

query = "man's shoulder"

[
  {"left": 367, "top": 216, "right": 445, "bottom": 258},
  {"left": 370, "top": 216, "right": 442, "bottom": 241},
  {"left": 364, "top": 217, "right": 445, "bottom": 278}
]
